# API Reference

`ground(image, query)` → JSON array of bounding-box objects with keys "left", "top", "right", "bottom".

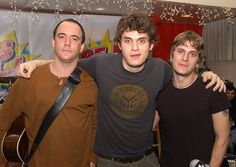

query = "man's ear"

[
  {"left": 118, "top": 43, "right": 121, "bottom": 50},
  {"left": 168, "top": 58, "right": 173, "bottom": 66},
  {"left": 80, "top": 43, "right": 85, "bottom": 52},
  {"left": 169, "top": 53, "right": 173, "bottom": 62},
  {"left": 149, "top": 43, "right": 154, "bottom": 51},
  {"left": 52, "top": 39, "right": 55, "bottom": 48}
]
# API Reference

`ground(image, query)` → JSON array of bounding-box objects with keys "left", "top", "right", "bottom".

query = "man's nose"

[
  {"left": 182, "top": 52, "right": 189, "bottom": 61},
  {"left": 65, "top": 37, "right": 71, "bottom": 45},
  {"left": 131, "top": 42, "right": 138, "bottom": 51}
]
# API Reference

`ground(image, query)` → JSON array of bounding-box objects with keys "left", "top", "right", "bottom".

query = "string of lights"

[
  {"left": 8, "top": 0, "right": 22, "bottom": 26},
  {"left": 8, "top": 0, "right": 236, "bottom": 25}
]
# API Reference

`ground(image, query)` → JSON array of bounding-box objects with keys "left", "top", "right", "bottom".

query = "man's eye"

[
  {"left": 138, "top": 39, "right": 146, "bottom": 44},
  {"left": 72, "top": 37, "right": 79, "bottom": 41},
  {"left": 190, "top": 53, "right": 197, "bottom": 57},
  {"left": 58, "top": 35, "right": 65, "bottom": 39},
  {"left": 123, "top": 39, "right": 131, "bottom": 43},
  {"left": 177, "top": 50, "right": 183, "bottom": 53}
]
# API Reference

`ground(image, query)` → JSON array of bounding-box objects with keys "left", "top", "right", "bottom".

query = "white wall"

[{"left": 208, "top": 61, "right": 236, "bottom": 85}]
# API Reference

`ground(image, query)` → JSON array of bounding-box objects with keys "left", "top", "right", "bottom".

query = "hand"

[
  {"left": 17, "top": 61, "right": 37, "bottom": 78},
  {"left": 17, "top": 60, "right": 53, "bottom": 78},
  {"left": 201, "top": 71, "right": 226, "bottom": 92},
  {"left": 90, "top": 161, "right": 96, "bottom": 167}
]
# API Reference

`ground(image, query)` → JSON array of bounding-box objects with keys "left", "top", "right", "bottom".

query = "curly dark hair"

[{"left": 114, "top": 12, "right": 158, "bottom": 44}]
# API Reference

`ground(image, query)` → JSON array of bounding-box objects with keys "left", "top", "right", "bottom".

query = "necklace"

[{"left": 173, "top": 76, "right": 198, "bottom": 89}]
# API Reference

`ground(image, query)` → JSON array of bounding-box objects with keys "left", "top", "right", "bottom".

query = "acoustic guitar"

[{"left": 1, "top": 115, "right": 29, "bottom": 166}]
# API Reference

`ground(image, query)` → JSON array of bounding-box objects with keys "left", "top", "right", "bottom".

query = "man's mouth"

[
  {"left": 130, "top": 54, "right": 141, "bottom": 58},
  {"left": 62, "top": 49, "right": 71, "bottom": 52},
  {"left": 179, "top": 63, "right": 188, "bottom": 68}
]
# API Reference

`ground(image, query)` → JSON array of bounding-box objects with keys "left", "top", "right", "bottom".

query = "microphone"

[{"left": 190, "top": 159, "right": 210, "bottom": 167}]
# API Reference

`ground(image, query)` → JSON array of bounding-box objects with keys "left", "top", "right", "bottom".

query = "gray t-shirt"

[{"left": 79, "top": 53, "right": 172, "bottom": 157}]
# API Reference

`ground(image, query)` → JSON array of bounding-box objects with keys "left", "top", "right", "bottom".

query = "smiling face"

[
  {"left": 52, "top": 21, "right": 84, "bottom": 63},
  {"left": 119, "top": 30, "right": 153, "bottom": 73}
]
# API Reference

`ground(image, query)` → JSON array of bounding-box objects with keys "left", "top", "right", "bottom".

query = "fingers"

[
  {"left": 16, "top": 64, "right": 25, "bottom": 77},
  {"left": 202, "top": 72, "right": 210, "bottom": 82},
  {"left": 212, "top": 77, "right": 222, "bottom": 91},
  {"left": 20, "top": 66, "right": 29, "bottom": 78},
  {"left": 202, "top": 71, "right": 217, "bottom": 83},
  {"left": 206, "top": 76, "right": 226, "bottom": 92},
  {"left": 204, "top": 72, "right": 217, "bottom": 88},
  {"left": 16, "top": 63, "right": 33, "bottom": 78},
  {"left": 25, "top": 67, "right": 34, "bottom": 78},
  {"left": 202, "top": 71, "right": 226, "bottom": 92},
  {"left": 205, "top": 78, "right": 216, "bottom": 89},
  {"left": 213, "top": 79, "right": 226, "bottom": 92}
]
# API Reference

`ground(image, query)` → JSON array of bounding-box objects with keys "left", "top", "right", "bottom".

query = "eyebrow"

[
  {"left": 122, "top": 36, "right": 147, "bottom": 40},
  {"left": 176, "top": 47, "right": 198, "bottom": 53},
  {"left": 57, "top": 33, "right": 80, "bottom": 39}
]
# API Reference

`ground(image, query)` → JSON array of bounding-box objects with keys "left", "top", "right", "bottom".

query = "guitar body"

[{"left": 1, "top": 115, "right": 29, "bottom": 165}]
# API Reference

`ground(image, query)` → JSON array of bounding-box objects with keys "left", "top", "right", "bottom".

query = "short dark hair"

[
  {"left": 53, "top": 18, "right": 85, "bottom": 44},
  {"left": 114, "top": 12, "right": 158, "bottom": 44},
  {"left": 170, "top": 31, "right": 204, "bottom": 61}
]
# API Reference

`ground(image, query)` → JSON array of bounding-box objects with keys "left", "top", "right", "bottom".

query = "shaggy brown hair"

[
  {"left": 170, "top": 31, "right": 204, "bottom": 62},
  {"left": 114, "top": 13, "right": 158, "bottom": 44}
]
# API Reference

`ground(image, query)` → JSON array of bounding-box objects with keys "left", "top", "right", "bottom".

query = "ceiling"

[{"left": 0, "top": 0, "right": 235, "bottom": 24}]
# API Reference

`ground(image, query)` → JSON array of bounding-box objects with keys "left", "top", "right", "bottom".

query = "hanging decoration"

[
  {"left": 8, "top": 0, "right": 22, "bottom": 27},
  {"left": 8, "top": 0, "right": 236, "bottom": 25},
  {"left": 31, "top": 0, "right": 49, "bottom": 23}
]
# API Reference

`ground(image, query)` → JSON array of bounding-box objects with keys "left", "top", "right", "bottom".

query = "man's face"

[
  {"left": 119, "top": 30, "right": 153, "bottom": 73},
  {"left": 226, "top": 89, "right": 235, "bottom": 101},
  {"left": 172, "top": 41, "right": 200, "bottom": 77},
  {"left": 52, "top": 21, "right": 84, "bottom": 63}
]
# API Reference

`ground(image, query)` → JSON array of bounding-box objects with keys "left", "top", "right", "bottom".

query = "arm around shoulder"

[
  {"left": 201, "top": 71, "right": 226, "bottom": 92},
  {"left": 17, "top": 59, "right": 53, "bottom": 78}
]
